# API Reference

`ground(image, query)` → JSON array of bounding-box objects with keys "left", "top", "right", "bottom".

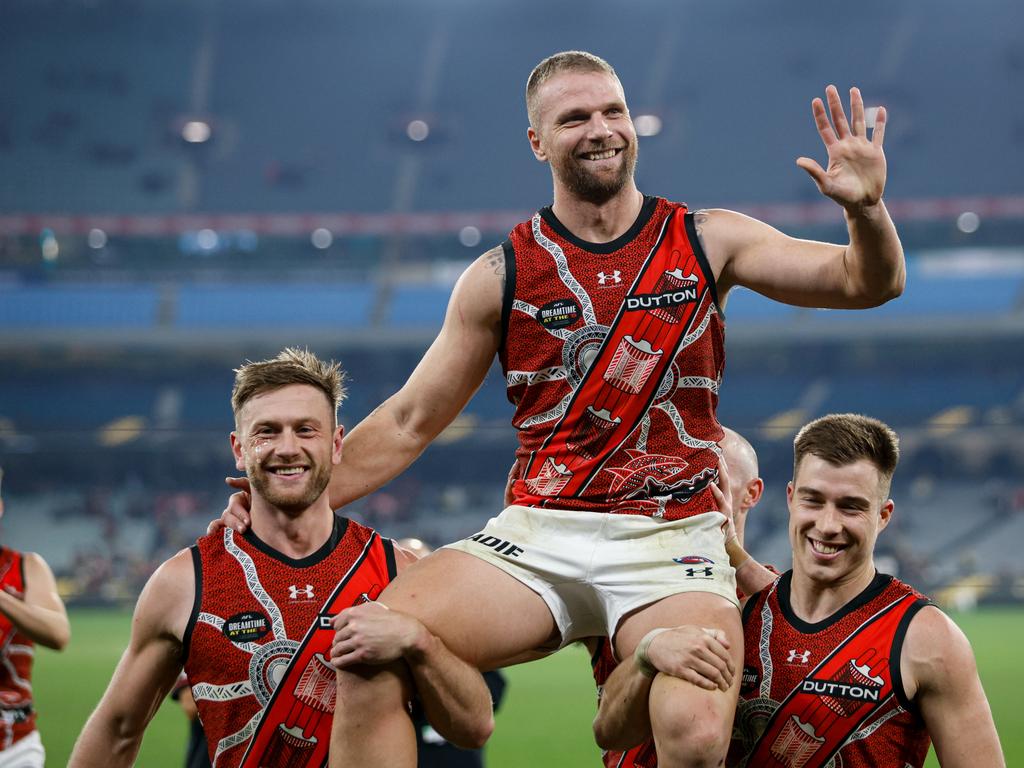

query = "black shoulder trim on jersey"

[
  {"left": 18, "top": 553, "right": 25, "bottom": 592},
  {"left": 742, "top": 585, "right": 767, "bottom": 625},
  {"left": 500, "top": 238, "right": 516, "bottom": 356},
  {"left": 590, "top": 636, "right": 607, "bottom": 668},
  {"left": 778, "top": 571, "right": 893, "bottom": 634},
  {"left": 383, "top": 536, "right": 398, "bottom": 581},
  {"left": 891, "top": 597, "right": 932, "bottom": 718},
  {"left": 243, "top": 512, "right": 347, "bottom": 569},
  {"left": 331, "top": 512, "right": 350, "bottom": 549},
  {"left": 182, "top": 544, "right": 203, "bottom": 665},
  {"left": 685, "top": 211, "right": 721, "bottom": 313},
  {"left": 539, "top": 195, "right": 659, "bottom": 255}
]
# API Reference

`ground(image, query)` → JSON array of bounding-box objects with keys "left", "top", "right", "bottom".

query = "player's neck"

[
  {"left": 550, "top": 184, "right": 643, "bottom": 244},
  {"left": 789, "top": 561, "right": 877, "bottom": 624},
  {"left": 248, "top": 496, "right": 335, "bottom": 560}
]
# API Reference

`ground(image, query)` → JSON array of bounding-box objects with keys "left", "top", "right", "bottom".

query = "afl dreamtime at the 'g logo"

[
  {"left": 223, "top": 611, "right": 271, "bottom": 643},
  {"left": 536, "top": 298, "right": 581, "bottom": 330}
]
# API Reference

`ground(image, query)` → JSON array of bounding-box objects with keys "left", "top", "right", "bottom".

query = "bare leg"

[
  {"left": 330, "top": 549, "right": 558, "bottom": 767},
  {"left": 615, "top": 592, "right": 742, "bottom": 768}
]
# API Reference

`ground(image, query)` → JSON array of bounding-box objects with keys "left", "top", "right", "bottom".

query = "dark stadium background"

[{"left": 0, "top": 0, "right": 1021, "bottom": 764}]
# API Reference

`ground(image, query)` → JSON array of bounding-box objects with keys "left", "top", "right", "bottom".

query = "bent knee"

[{"left": 654, "top": 710, "right": 730, "bottom": 767}]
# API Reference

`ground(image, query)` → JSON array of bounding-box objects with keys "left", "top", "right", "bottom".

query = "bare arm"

[
  {"left": 69, "top": 551, "right": 194, "bottom": 767},
  {"left": 0, "top": 552, "right": 70, "bottom": 650},
  {"left": 330, "top": 605, "right": 494, "bottom": 748},
  {"left": 593, "top": 627, "right": 733, "bottom": 751},
  {"left": 706, "top": 86, "right": 904, "bottom": 310},
  {"left": 329, "top": 546, "right": 494, "bottom": 749},
  {"left": 724, "top": 538, "right": 779, "bottom": 599},
  {"left": 326, "top": 247, "right": 505, "bottom": 509},
  {"left": 903, "top": 606, "right": 1005, "bottom": 768}
]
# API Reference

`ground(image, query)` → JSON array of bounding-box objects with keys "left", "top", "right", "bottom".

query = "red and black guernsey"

[
  {"left": 501, "top": 196, "right": 725, "bottom": 520},
  {"left": 731, "top": 572, "right": 932, "bottom": 768},
  {"left": 591, "top": 638, "right": 657, "bottom": 768},
  {"left": 183, "top": 515, "right": 396, "bottom": 768},
  {"left": 0, "top": 547, "right": 36, "bottom": 750}
]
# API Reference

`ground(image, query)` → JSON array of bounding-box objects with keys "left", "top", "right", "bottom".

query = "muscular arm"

[
  {"left": 704, "top": 205, "right": 903, "bottom": 310},
  {"left": 0, "top": 552, "right": 70, "bottom": 650},
  {"left": 903, "top": 606, "right": 1005, "bottom": 768},
  {"left": 330, "top": 546, "right": 495, "bottom": 749},
  {"left": 593, "top": 627, "right": 733, "bottom": 751},
  {"left": 69, "top": 551, "right": 194, "bottom": 767},
  {"left": 327, "top": 246, "right": 505, "bottom": 509}
]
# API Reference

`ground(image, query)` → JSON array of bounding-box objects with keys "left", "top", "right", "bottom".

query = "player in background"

[
  {"left": 596, "top": 414, "right": 1005, "bottom": 768},
  {"left": 0, "top": 468, "right": 71, "bottom": 768},
  {"left": 70, "top": 349, "right": 493, "bottom": 767}
]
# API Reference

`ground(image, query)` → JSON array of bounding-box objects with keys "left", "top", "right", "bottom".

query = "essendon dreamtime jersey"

[
  {"left": 501, "top": 196, "right": 725, "bottom": 521},
  {"left": 0, "top": 547, "right": 36, "bottom": 750},
  {"left": 731, "top": 572, "right": 932, "bottom": 768},
  {"left": 184, "top": 516, "right": 396, "bottom": 768},
  {"left": 591, "top": 638, "right": 657, "bottom": 768}
]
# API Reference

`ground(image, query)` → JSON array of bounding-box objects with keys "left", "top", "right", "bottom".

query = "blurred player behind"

[{"left": 0, "top": 468, "right": 71, "bottom": 768}]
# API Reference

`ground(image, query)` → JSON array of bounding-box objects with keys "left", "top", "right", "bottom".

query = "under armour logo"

[
  {"left": 288, "top": 584, "right": 315, "bottom": 600},
  {"left": 787, "top": 649, "right": 811, "bottom": 664},
  {"left": 685, "top": 567, "right": 714, "bottom": 578},
  {"left": 597, "top": 270, "right": 622, "bottom": 285}
]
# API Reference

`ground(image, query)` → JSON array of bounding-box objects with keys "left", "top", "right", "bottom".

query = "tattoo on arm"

[
  {"left": 692, "top": 210, "right": 709, "bottom": 257},
  {"left": 483, "top": 245, "right": 506, "bottom": 291}
]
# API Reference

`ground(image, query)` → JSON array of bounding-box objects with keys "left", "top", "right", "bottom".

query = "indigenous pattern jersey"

[
  {"left": 184, "top": 516, "right": 396, "bottom": 768},
  {"left": 591, "top": 638, "right": 657, "bottom": 767},
  {"left": 731, "top": 572, "right": 932, "bottom": 768},
  {"left": 501, "top": 196, "right": 725, "bottom": 520},
  {"left": 0, "top": 547, "right": 35, "bottom": 750}
]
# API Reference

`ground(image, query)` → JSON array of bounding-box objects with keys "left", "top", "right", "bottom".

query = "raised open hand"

[{"left": 797, "top": 85, "right": 887, "bottom": 213}]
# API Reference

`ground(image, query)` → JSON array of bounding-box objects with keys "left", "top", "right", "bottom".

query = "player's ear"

[
  {"left": 230, "top": 432, "right": 245, "bottom": 472},
  {"left": 878, "top": 498, "right": 894, "bottom": 531},
  {"left": 332, "top": 425, "right": 344, "bottom": 465},
  {"left": 746, "top": 477, "right": 764, "bottom": 507},
  {"left": 528, "top": 126, "right": 548, "bottom": 162}
]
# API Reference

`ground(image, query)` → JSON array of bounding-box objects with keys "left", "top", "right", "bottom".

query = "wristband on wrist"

[{"left": 634, "top": 627, "right": 670, "bottom": 678}]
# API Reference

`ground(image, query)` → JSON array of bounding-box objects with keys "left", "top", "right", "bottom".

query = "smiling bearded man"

[{"left": 216, "top": 50, "right": 909, "bottom": 767}]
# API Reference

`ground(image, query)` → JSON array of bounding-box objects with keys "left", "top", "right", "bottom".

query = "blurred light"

[
  {"left": 406, "top": 120, "right": 430, "bottom": 142},
  {"left": 634, "top": 114, "right": 662, "bottom": 137},
  {"left": 311, "top": 228, "right": 333, "bottom": 249},
  {"left": 865, "top": 107, "right": 880, "bottom": 129},
  {"left": 182, "top": 120, "right": 212, "bottom": 143},
  {"left": 196, "top": 228, "right": 219, "bottom": 250},
  {"left": 957, "top": 211, "right": 980, "bottom": 234},
  {"left": 458, "top": 225, "right": 481, "bottom": 248},
  {"left": 87, "top": 228, "right": 108, "bottom": 249},
  {"left": 40, "top": 229, "right": 59, "bottom": 262}
]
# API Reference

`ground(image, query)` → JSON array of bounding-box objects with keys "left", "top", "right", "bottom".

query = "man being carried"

[
  {"left": 71, "top": 349, "right": 492, "bottom": 767},
  {"left": 224, "top": 50, "right": 904, "bottom": 766}
]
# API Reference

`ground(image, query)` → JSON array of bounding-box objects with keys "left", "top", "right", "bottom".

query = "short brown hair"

[
  {"left": 232, "top": 348, "right": 347, "bottom": 427},
  {"left": 526, "top": 50, "right": 618, "bottom": 129},
  {"left": 793, "top": 414, "right": 900, "bottom": 497}
]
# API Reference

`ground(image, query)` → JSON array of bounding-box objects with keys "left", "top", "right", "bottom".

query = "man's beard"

[
  {"left": 249, "top": 460, "right": 332, "bottom": 514},
  {"left": 554, "top": 143, "right": 637, "bottom": 205}
]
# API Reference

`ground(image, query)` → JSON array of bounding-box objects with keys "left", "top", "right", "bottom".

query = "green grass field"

[{"left": 42, "top": 607, "right": 1021, "bottom": 766}]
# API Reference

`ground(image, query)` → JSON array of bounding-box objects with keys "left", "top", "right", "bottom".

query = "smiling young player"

[{"left": 70, "top": 349, "right": 492, "bottom": 767}]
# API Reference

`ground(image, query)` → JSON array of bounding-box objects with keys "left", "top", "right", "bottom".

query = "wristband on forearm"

[{"left": 634, "top": 627, "right": 670, "bottom": 678}]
